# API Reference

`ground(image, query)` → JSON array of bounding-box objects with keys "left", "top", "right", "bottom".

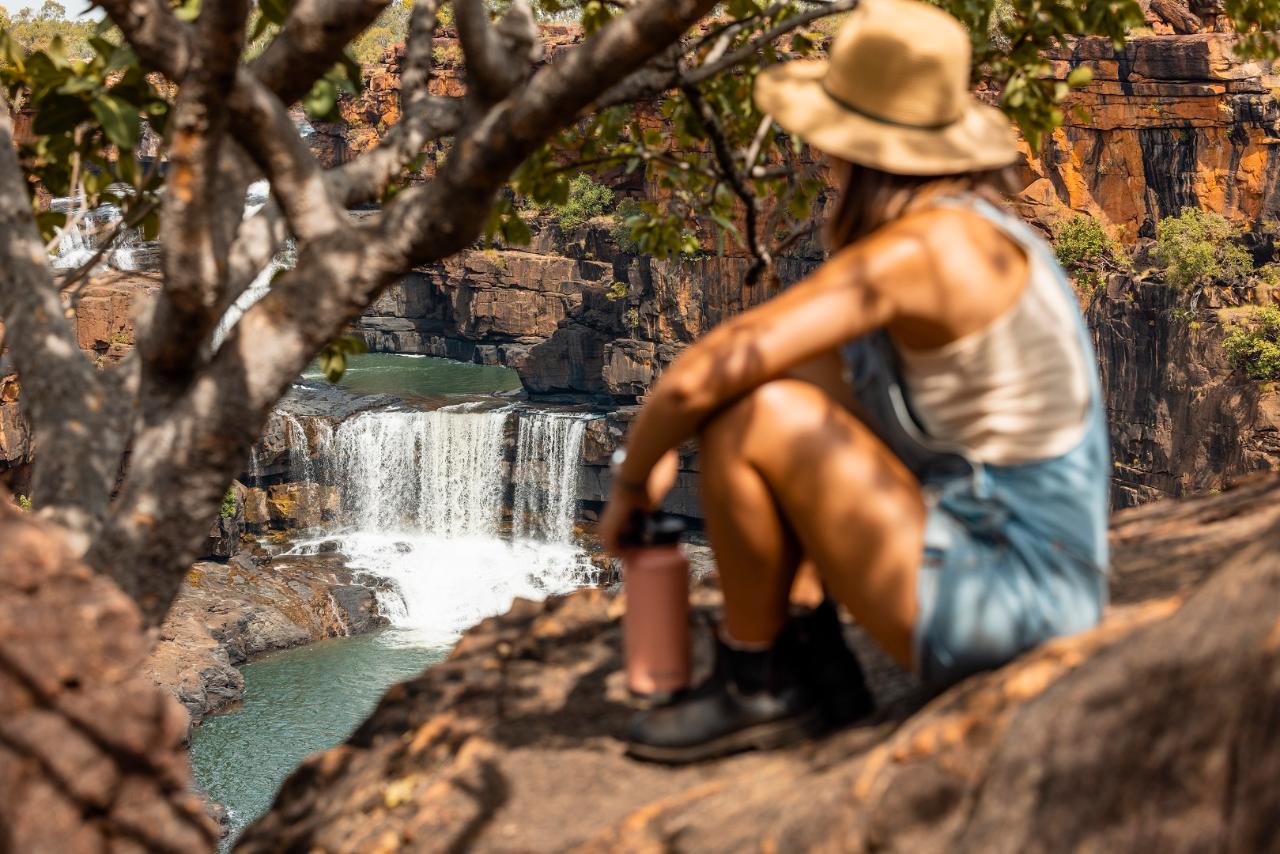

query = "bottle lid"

[{"left": 618, "top": 511, "right": 686, "bottom": 548}]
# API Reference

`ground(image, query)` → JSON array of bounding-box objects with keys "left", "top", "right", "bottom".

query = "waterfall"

[
  {"left": 513, "top": 412, "right": 586, "bottom": 543},
  {"left": 49, "top": 194, "right": 143, "bottom": 272},
  {"left": 280, "top": 412, "right": 315, "bottom": 484},
  {"left": 302, "top": 405, "right": 594, "bottom": 643}
]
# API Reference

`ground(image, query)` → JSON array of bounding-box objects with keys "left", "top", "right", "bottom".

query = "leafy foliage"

[
  {"left": 219, "top": 486, "right": 238, "bottom": 519},
  {"left": 1156, "top": 209, "right": 1254, "bottom": 291},
  {"left": 1223, "top": 305, "right": 1280, "bottom": 381},
  {"left": 1053, "top": 214, "right": 1127, "bottom": 289},
  {"left": 15, "top": 493, "right": 32, "bottom": 511},
  {"left": 553, "top": 173, "right": 612, "bottom": 232},
  {"left": 0, "top": 1, "right": 96, "bottom": 60},
  {"left": 316, "top": 335, "right": 369, "bottom": 383},
  {"left": 0, "top": 14, "right": 166, "bottom": 242},
  {"left": 1225, "top": 0, "right": 1280, "bottom": 61}
]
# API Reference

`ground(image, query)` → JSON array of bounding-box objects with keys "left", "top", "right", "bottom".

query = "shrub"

[
  {"left": 1052, "top": 215, "right": 1126, "bottom": 290},
  {"left": 555, "top": 174, "right": 613, "bottom": 232},
  {"left": 220, "top": 486, "right": 238, "bottom": 519},
  {"left": 15, "top": 494, "right": 31, "bottom": 511},
  {"left": 1223, "top": 304, "right": 1280, "bottom": 380},
  {"left": 1155, "top": 208, "right": 1253, "bottom": 290},
  {"left": 610, "top": 197, "right": 644, "bottom": 252}
]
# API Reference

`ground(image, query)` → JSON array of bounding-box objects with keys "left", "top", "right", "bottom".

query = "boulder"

[
  {"left": 266, "top": 483, "right": 324, "bottom": 530},
  {"left": 240, "top": 476, "right": 1280, "bottom": 852},
  {"left": 146, "top": 556, "right": 388, "bottom": 724},
  {"left": 0, "top": 504, "right": 219, "bottom": 852}
]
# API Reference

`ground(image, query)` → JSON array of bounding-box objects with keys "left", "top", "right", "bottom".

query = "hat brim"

[{"left": 754, "top": 61, "right": 1021, "bottom": 176}]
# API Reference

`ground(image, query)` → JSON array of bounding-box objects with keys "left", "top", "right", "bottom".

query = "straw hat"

[{"left": 754, "top": 0, "right": 1019, "bottom": 176}]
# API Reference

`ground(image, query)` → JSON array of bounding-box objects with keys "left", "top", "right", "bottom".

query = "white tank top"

[{"left": 894, "top": 216, "right": 1091, "bottom": 466}]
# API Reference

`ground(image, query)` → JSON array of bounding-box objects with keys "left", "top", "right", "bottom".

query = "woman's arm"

[{"left": 613, "top": 238, "right": 903, "bottom": 493}]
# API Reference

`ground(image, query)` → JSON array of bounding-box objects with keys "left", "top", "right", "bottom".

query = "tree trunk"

[{"left": 0, "top": 504, "right": 220, "bottom": 853}]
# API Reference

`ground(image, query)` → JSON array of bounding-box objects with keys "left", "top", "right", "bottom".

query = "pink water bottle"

[{"left": 620, "top": 513, "right": 691, "bottom": 700}]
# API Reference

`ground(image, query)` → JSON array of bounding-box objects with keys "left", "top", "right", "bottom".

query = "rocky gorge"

[{"left": 3, "top": 17, "right": 1280, "bottom": 853}]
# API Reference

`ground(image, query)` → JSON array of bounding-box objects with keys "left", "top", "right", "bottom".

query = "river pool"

[{"left": 189, "top": 630, "right": 449, "bottom": 844}]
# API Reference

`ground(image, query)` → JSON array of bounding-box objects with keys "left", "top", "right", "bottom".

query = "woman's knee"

[{"left": 700, "top": 378, "right": 832, "bottom": 454}]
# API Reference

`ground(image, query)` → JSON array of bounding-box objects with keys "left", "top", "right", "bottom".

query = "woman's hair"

[{"left": 823, "top": 160, "right": 1014, "bottom": 250}]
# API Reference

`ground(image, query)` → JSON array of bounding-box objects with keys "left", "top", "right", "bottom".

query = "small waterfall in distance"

[
  {"left": 513, "top": 412, "right": 588, "bottom": 543},
  {"left": 307, "top": 405, "right": 594, "bottom": 644}
]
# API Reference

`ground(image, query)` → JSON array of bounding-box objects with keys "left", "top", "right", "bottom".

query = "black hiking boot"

[
  {"left": 788, "top": 598, "right": 876, "bottom": 727},
  {"left": 625, "top": 630, "right": 823, "bottom": 765}
]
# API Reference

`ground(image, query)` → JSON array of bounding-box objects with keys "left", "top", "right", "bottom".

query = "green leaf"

[
  {"left": 1066, "top": 65, "right": 1094, "bottom": 88},
  {"left": 259, "top": 0, "right": 290, "bottom": 25},
  {"left": 302, "top": 77, "right": 338, "bottom": 121},
  {"left": 90, "top": 93, "right": 140, "bottom": 149},
  {"left": 35, "top": 210, "right": 67, "bottom": 243},
  {"left": 31, "top": 94, "right": 89, "bottom": 136},
  {"left": 174, "top": 0, "right": 201, "bottom": 21},
  {"left": 317, "top": 336, "right": 368, "bottom": 383}
]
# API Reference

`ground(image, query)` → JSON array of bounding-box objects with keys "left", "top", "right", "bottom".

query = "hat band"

[{"left": 820, "top": 81, "right": 961, "bottom": 132}]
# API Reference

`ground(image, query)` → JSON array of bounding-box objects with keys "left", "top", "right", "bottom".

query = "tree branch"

[
  {"left": 455, "top": 0, "right": 522, "bottom": 101},
  {"left": 250, "top": 0, "right": 390, "bottom": 104},
  {"left": 680, "top": 81, "right": 770, "bottom": 285},
  {"left": 0, "top": 94, "right": 123, "bottom": 546},
  {"left": 685, "top": 0, "right": 858, "bottom": 85},
  {"left": 145, "top": 0, "right": 249, "bottom": 381},
  {"left": 325, "top": 0, "right": 458, "bottom": 208}
]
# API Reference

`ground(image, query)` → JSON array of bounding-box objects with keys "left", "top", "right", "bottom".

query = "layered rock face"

[
  {"left": 356, "top": 233, "right": 815, "bottom": 399},
  {"left": 146, "top": 553, "right": 387, "bottom": 726},
  {"left": 239, "top": 476, "right": 1280, "bottom": 852},
  {"left": 0, "top": 271, "right": 161, "bottom": 489},
  {"left": 1094, "top": 279, "right": 1280, "bottom": 506},
  {"left": 1018, "top": 35, "right": 1280, "bottom": 238}
]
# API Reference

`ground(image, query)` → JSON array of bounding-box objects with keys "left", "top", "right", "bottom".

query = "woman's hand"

[{"left": 599, "top": 449, "right": 679, "bottom": 554}]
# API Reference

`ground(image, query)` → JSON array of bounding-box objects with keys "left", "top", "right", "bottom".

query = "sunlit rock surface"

[
  {"left": 238, "top": 475, "right": 1280, "bottom": 852},
  {"left": 0, "top": 504, "right": 220, "bottom": 852}
]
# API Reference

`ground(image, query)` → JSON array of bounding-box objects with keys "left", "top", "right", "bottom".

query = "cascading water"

[
  {"left": 304, "top": 406, "right": 595, "bottom": 644},
  {"left": 513, "top": 412, "right": 588, "bottom": 543},
  {"left": 49, "top": 192, "right": 144, "bottom": 272},
  {"left": 209, "top": 181, "right": 297, "bottom": 350}
]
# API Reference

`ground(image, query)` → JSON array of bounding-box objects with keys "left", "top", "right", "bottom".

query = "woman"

[{"left": 600, "top": 0, "right": 1110, "bottom": 764}]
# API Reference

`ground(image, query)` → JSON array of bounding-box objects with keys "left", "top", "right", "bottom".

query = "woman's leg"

[{"left": 699, "top": 367, "right": 925, "bottom": 668}]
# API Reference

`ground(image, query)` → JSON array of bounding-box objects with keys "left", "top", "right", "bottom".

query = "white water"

[
  {"left": 513, "top": 412, "right": 588, "bottom": 543},
  {"left": 49, "top": 192, "right": 143, "bottom": 271},
  {"left": 209, "top": 181, "right": 297, "bottom": 350},
  {"left": 299, "top": 406, "right": 595, "bottom": 645}
]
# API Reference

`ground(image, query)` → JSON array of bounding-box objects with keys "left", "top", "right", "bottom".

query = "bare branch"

[
  {"left": 455, "top": 0, "right": 524, "bottom": 100},
  {"left": 326, "top": 0, "right": 459, "bottom": 207},
  {"left": 250, "top": 0, "right": 390, "bottom": 104},
  {"left": 680, "top": 81, "right": 770, "bottom": 284},
  {"left": 220, "top": 199, "right": 289, "bottom": 317},
  {"left": 227, "top": 72, "right": 353, "bottom": 243},
  {"left": 58, "top": 198, "right": 160, "bottom": 301},
  {"left": 95, "top": 0, "right": 191, "bottom": 80},
  {"left": 685, "top": 0, "right": 858, "bottom": 85},
  {"left": 0, "top": 94, "right": 123, "bottom": 545},
  {"left": 144, "top": 0, "right": 249, "bottom": 382}
]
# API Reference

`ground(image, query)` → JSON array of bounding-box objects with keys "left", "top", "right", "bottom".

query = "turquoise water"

[
  {"left": 301, "top": 352, "right": 522, "bottom": 402},
  {"left": 189, "top": 630, "right": 449, "bottom": 844}
]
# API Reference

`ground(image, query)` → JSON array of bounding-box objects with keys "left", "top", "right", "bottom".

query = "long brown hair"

[{"left": 823, "top": 159, "right": 1013, "bottom": 251}]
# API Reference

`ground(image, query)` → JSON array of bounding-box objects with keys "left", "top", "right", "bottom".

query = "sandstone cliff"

[
  {"left": 146, "top": 552, "right": 387, "bottom": 725},
  {"left": 236, "top": 474, "right": 1280, "bottom": 852},
  {"left": 1018, "top": 35, "right": 1280, "bottom": 239}
]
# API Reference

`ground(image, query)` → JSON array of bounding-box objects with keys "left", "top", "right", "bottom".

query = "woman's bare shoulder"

[{"left": 853, "top": 206, "right": 1030, "bottom": 345}]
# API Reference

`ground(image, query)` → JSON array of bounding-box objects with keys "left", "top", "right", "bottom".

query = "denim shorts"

[{"left": 912, "top": 430, "right": 1110, "bottom": 689}]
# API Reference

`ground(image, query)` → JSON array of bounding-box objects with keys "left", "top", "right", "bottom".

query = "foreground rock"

[
  {"left": 0, "top": 505, "right": 218, "bottom": 852},
  {"left": 241, "top": 476, "right": 1280, "bottom": 852},
  {"left": 146, "top": 553, "right": 387, "bottom": 725}
]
